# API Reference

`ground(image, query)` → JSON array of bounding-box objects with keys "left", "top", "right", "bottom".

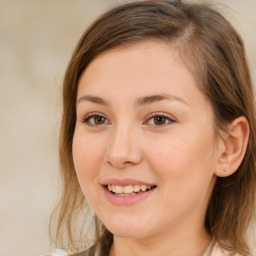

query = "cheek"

[
  {"left": 145, "top": 135, "right": 215, "bottom": 223},
  {"left": 72, "top": 132, "right": 108, "bottom": 212},
  {"left": 146, "top": 129, "right": 216, "bottom": 195},
  {"left": 72, "top": 131, "right": 105, "bottom": 187}
]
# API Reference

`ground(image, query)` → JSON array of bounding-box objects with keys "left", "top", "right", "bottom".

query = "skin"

[{"left": 72, "top": 40, "right": 225, "bottom": 256}]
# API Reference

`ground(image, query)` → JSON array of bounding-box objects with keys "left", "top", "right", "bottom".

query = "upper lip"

[{"left": 101, "top": 178, "right": 156, "bottom": 186}]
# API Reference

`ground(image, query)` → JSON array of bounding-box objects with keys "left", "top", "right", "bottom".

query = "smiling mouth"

[{"left": 105, "top": 184, "right": 157, "bottom": 196}]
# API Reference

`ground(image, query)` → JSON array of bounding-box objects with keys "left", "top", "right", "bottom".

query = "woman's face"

[{"left": 73, "top": 41, "right": 219, "bottom": 238}]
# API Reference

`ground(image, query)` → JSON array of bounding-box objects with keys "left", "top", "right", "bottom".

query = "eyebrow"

[
  {"left": 77, "top": 95, "right": 108, "bottom": 106},
  {"left": 76, "top": 93, "right": 188, "bottom": 106}
]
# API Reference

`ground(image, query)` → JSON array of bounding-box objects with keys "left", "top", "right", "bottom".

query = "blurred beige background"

[{"left": 0, "top": 1, "right": 255, "bottom": 256}]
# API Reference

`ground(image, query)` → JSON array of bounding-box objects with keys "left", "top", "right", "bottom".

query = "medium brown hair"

[{"left": 50, "top": 1, "right": 256, "bottom": 255}]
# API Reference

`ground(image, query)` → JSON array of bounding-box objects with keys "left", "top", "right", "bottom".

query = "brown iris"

[
  {"left": 153, "top": 116, "right": 166, "bottom": 125},
  {"left": 94, "top": 116, "right": 105, "bottom": 125}
]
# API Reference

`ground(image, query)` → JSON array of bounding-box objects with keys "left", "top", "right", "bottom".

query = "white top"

[
  {"left": 203, "top": 240, "right": 214, "bottom": 256},
  {"left": 203, "top": 241, "right": 242, "bottom": 256}
]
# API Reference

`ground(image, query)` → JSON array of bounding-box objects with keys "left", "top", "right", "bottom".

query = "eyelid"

[
  {"left": 81, "top": 112, "right": 110, "bottom": 126},
  {"left": 144, "top": 112, "right": 176, "bottom": 126}
]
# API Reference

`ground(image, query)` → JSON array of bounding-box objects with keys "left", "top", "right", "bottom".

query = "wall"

[{"left": 0, "top": 1, "right": 255, "bottom": 255}]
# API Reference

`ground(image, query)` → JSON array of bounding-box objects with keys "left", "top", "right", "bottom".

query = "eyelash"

[
  {"left": 145, "top": 113, "right": 175, "bottom": 126},
  {"left": 81, "top": 112, "right": 175, "bottom": 127},
  {"left": 82, "top": 112, "right": 109, "bottom": 127}
]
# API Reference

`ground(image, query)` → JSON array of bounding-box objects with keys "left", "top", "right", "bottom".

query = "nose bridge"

[
  {"left": 104, "top": 122, "right": 142, "bottom": 168},
  {"left": 112, "top": 123, "right": 130, "bottom": 147}
]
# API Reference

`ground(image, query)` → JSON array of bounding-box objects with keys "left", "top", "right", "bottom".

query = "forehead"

[
  {"left": 79, "top": 41, "right": 187, "bottom": 88},
  {"left": 77, "top": 40, "right": 209, "bottom": 109}
]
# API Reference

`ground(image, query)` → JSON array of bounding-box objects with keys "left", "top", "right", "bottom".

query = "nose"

[{"left": 104, "top": 125, "right": 143, "bottom": 169}]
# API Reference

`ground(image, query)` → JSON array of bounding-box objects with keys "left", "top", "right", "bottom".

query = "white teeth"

[
  {"left": 118, "top": 193, "right": 136, "bottom": 196},
  {"left": 141, "top": 185, "right": 147, "bottom": 192},
  {"left": 115, "top": 185, "right": 124, "bottom": 194},
  {"left": 123, "top": 185, "right": 133, "bottom": 194},
  {"left": 133, "top": 185, "right": 141, "bottom": 192},
  {"left": 107, "top": 184, "right": 155, "bottom": 194}
]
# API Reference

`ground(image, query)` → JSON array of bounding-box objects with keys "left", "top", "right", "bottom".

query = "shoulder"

[
  {"left": 73, "top": 244, "right": 101, "bottom": 256},
  {"left": 73, "top": 250, "right": 87, "bottom": 256}
]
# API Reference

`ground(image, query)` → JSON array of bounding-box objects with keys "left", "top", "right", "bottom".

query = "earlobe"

[{"left": 214, "top": 116, "right": 250, "bottom": 177}]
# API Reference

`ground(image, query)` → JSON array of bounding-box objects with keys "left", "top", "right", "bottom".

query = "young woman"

[{"left": 50, "top": 1, "right": 256, "bottom": 255}]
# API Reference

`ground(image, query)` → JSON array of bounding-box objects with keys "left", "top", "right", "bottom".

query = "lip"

[
  {"left": 102, "top": 184, "right": 157, "bottom": 206},
  {"left": 101, "top": 178, "right": 156, "bottom": 186}
]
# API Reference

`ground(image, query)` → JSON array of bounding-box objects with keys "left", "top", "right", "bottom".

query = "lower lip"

[{"left": 103, "top": 186, "right": 156, "bottom": 206}]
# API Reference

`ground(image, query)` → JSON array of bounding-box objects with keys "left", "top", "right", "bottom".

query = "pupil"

[{"left": 154, "top": 116, "right": 165, "bottom": 125}]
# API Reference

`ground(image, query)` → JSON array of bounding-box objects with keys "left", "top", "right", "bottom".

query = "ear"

[{"left": 214, "top": 116, "right": 250, "bottom": 177}]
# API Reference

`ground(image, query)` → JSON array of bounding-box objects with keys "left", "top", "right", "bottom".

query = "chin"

[
  {"left": 101, "top": 214, "right": 151, "bottom": 238},
  {"left": 108, "top": 226, "right": 148, "bottom": 238}
]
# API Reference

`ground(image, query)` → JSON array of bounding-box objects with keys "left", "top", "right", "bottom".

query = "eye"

[
  {"left": 82, "top": 113, "right": 110, "bottom": 126},
  {"left": 145, "top": 113, "right": 175, "bottom": 126}
]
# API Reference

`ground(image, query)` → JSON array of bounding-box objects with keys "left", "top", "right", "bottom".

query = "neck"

[{"left": 109, "top": 224, "right": 211, "bottom": 256}]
